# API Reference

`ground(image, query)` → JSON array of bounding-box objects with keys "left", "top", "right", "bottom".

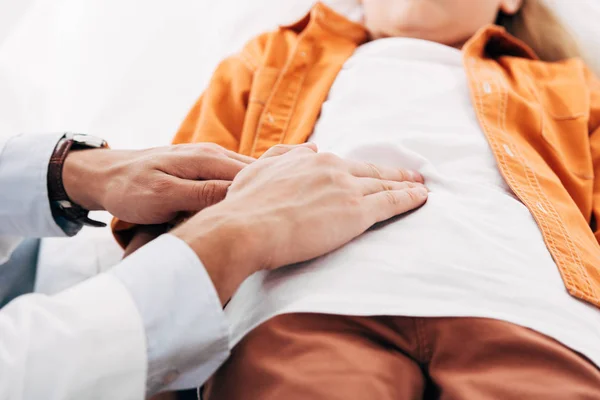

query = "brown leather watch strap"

[
  {"left": 47, "top": 134, "right": 108, "bottom": 229},
  {"left": 47, "top": 136, "right": 74, "bottom": 202}
]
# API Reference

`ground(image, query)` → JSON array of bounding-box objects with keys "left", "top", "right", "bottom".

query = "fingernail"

[
  {"left": 407, "top": 170, "right": 421, "bottom": 181},
  {"left": 414, "top": 186, "right": 428, "bottom": 198},
  {"left": 304, "top": 142, "right": 318, "bottom": 152}
]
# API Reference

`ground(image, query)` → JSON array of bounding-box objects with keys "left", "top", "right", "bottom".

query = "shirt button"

[
  {"left": 163, "top": 370, "right": 179, "bottom": 385},
  {"left": 536, "top": 202, "right": 549, "bottom": 215},
  {"left": 300, "top": 51, "right": 307, "bottom": 58},
  {"left": 483, "top": 82, "right": 492, "bottom": 94},
  {"left": 503, "top": 143, "right": 515, "bottom": 157}
]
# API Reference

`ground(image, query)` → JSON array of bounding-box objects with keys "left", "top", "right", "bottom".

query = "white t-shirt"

[{"left": 225, "top": 37, "right": 600, "bottom": 367}]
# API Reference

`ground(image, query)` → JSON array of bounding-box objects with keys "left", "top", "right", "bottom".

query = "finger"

[
  {"left": 347, "top": 161, "right": 424, "bottom": 183},
  {"left": 363, "top": 186, "right": 428, "bottom": 224},
  {"left": 175, "top": 152, "right": 249, "bottom": 181},
  {"left": 357, "top": 178, "right": 426, "bottom": 196},
  {"left": 260, "top": 143, "right": 318, "bottom": 159},
  {"left": 171, "top": 179, "right": 231, "bottom": 212}
]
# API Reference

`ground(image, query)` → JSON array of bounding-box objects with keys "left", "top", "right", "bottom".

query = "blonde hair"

[{"left": 496, "top": 0, "right": 581, "bottom": 62}]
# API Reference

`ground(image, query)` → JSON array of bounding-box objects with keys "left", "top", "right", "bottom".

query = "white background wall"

[{"left": 0, "top": 0, "right": 313, "bottom": 148}]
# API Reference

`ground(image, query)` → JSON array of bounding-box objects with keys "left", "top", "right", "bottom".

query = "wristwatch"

[{"left": 47, "top": 133, "right": 109, "bottom": 235}]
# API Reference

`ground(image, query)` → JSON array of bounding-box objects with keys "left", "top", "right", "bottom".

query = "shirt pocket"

[
  {"left": 538, "top": 81, "right": 593, "bottom": 180},
  {"left": 541, "top": 81, "right": 589, "bottom": 120}
]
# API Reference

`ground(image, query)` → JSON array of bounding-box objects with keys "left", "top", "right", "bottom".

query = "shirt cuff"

[
  {"left": 111, "top": 234, "right": 231, "bottom": 394},
  {"left": 0, "top": 133, "right": 68, "bottom": 237}
]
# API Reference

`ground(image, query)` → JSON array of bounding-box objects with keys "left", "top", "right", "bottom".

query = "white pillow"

[{"left": 544, "top": 0, "right": 600, "bottom": 74}]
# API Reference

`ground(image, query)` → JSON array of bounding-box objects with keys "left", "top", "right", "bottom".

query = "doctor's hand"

[
  {"left": 172, "top": 144, "right": 427, "bottom": 304},
  {"left": 61, "top": 143, "right": 254, "bottom": 224}
]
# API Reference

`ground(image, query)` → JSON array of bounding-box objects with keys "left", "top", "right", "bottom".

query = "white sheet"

[{"left": 0, "top": 0, "right": 597, "bottom": 293}]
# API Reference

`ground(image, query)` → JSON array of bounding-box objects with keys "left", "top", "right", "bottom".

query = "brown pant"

[{"left": 204, "top": 314, "right": 600, "bottom": 400}]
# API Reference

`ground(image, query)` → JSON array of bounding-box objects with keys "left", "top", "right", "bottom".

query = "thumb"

[
  {"left": 260, "top": 143, "right": 318, "bottom": 159},
  {"left": 173, "top": 179, "right": 231, "bottom": 212}
]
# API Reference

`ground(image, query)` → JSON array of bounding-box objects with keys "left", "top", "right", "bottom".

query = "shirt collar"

[
  {"left": 281, "top": 2, "right": 369, "bottom": 45},
  {"left": 464, "top": 24, "right": 539, "bottom": 61}
]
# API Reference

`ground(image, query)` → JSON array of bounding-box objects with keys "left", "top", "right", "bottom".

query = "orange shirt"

[{"left": 116, "top": 2, "right": 600, "bottom": 308}]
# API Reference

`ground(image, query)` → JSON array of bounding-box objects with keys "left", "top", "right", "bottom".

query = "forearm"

[
  {"left": 61, "top": 147, "right": 114, "bottom": 211},
  {"left": 171, "top": 205, "right": 256, "bottom": 306}
]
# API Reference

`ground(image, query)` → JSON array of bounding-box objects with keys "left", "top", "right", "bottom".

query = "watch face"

[{"left": 70, "top": 133, "right": 107, "bottom": 148}]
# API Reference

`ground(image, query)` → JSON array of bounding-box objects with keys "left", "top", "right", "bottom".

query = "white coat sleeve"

[
  {"left": 0, "top": 234, "right": 231, "bottom": 399},
  {"left": 0, "top": 273, "right": 147, "bottom": 399},
  {"left": 0, "top": 133, "right": 67, "bottom": 264},
  {"left": 0, "top": 133, "right": 231, "bottom": 398}
]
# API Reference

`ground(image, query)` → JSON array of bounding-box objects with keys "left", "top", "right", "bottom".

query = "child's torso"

[
  {"left": 172, "top": 7, "right": 600, "bottom": 305},
  {"left": 225, "top": 38, "right": 600, "bottom": 368},
  {"left": 207, "top": 5, "right": 600, "bottom": 309}
]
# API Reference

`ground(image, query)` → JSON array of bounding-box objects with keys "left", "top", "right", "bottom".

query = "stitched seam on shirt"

[
  {"left": 515, "top": 143, "right": 592, "bottom": 297},
  {"left": 251, "top": 80, "right": 280, "bottom": 156},
  {"left": 492, "top": 76, "right": 560, "bottom": 277},
  {"left": 492, "top": 77, "right": 565, "bottom": 282},
  {"left": 523, "top": 73, "right": 590, "bottom": 282},
  {"left": 497, "top": 71, "right": 592, "bottom": 298},
  {"left": 234, "top": 54, "right": 256, "bottom": 74},
  {"left": 496, "top": 76, "right": 573, "bottom": 290},
  {"left": 498, "top": 74, "right": 582, "bottom": 294},
  {"left": 512, "top": 76, "right": 593, "bottom": 298},
  {"left": 469, "top": 61, "right": 592, "bottom": 300},
  {"left": 239, "top": 49, "right": 259, "bottom": 71},
  {"left": 250, "top": 37, "right": 307, "bottom": 156},
  {"left": 519, "top": 157, "right": 590, "bottom": 297},
  {"left": 279, "top": 66, "right": 310, "bottom": 144},
  {"left": 510, "top": 154, "right": 583, "bottom": 293}
]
